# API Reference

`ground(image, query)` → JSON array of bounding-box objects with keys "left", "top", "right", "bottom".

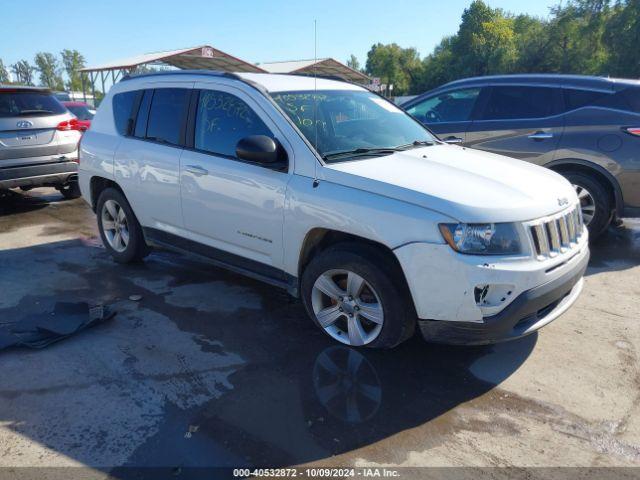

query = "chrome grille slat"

[
  {"left": 558, "top": 216, "right": 570, "bottom": 247},
  {"left": 548, "top": 220, "right": 561, "bottom": 251},
  {"left": 529, "top": 205, "right": 583, "bottom": 260},
  {"left": 567, "top": 212, "right": 576, "bottom": 242}
]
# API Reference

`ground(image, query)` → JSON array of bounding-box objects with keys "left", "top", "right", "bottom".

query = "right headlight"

[{"left": 438, "top": 222, "right": 522, "bottom": 255}]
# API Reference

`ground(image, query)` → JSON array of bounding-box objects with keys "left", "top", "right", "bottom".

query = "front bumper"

[
  {"left": 417, "top": 249, "right": 588, "bottom": 344},
  {"left": 0, "top": 160, "right": 78, "bottom": 189},
  {"left": 394, "top": 230, "right": 589, "bottom": 345}
]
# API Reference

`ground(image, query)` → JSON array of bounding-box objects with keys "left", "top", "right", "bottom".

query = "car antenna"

[{"left": 313, "top": 19, "right": 320, "bottom": 188}]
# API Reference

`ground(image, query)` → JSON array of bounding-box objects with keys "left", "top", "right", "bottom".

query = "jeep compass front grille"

[{"left": 529, "top": 205, "right": 583, "bottom": 259}]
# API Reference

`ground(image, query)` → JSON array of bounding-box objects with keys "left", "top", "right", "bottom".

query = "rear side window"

[
  {"left": 194, "top": 90, "right": 272, "bottom": 158},
  {"left": 481, "top": 86, "right": 558, "bottom": 120},
  {"left": 0, "top": 91, "right": 66, "bottom": 118},
  {"left": 406, "top": 88, "right": 480, "bottom": 123},
  {"left": 134, "top": 90, "right": 153, "bottom": 138},
  {"left": 112, "top": 91, "right": 137, "bottom": 135},
  {"left": 145, "top": 88, "right": 189, "bottom": 146}
]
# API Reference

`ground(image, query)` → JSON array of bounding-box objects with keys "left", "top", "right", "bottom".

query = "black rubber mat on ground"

[{"left": 0, "top": 302, "right": 115, "bottom": 350}]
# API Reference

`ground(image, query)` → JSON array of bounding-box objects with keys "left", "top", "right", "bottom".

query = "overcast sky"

[{"left": 2, "top": 0, "right": 555, "bottom": 69}]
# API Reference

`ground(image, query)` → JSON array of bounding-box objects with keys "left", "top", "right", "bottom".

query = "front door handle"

[
  {"left": 443, "top": 136, "right": 463, "bottom": 144},
  {"left": 185, "top": 165, "right": 208, "bottom": 176},
  {"left": 528, "top": 131, "right": 554, "bottom": 140}
]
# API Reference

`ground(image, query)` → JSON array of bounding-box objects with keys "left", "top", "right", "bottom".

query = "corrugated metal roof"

[
  {"left": 259, "top": 58, "right": 370, "bottom": 84},
  {"left": 259, "top": 59, "right": 329, "bottom": 73},
  {"left": 80, "top": 45, "right": 265, "bottom": 74}
]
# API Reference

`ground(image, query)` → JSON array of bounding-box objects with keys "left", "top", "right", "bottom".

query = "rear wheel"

[
  {"left": 96, "top": 188, "right": 149, "bottom": 263},
  {"left": 301, "top": 244, "right": 415, "bottom": 349},
  {"left": 57, "top": 181, "right": 81, "bottom": 199},
  {"left": 562, "top": 171, "right": 611, "bottom": 239}
]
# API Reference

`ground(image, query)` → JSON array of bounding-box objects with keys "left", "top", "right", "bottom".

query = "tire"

[
  {"left": 301, "top": 243, "right": 416, "bottom": 349},
  {"left": 96, "top": 187, "right": 149, "bottom": 263},
  {"left": 562, "top": 171, "right": 612, "bottom": 239},
  {"left": 57, "top": 181, "right": 81, "bottom": 199}
]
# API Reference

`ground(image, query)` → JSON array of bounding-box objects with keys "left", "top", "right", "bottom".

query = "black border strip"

[{"left": 143, "top": 227, "right": 298, "bottom": 296}]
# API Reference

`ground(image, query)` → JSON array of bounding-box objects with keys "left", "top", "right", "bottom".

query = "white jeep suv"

[{"left": 78, "top": 71, "right": 589, "bottom": 348}]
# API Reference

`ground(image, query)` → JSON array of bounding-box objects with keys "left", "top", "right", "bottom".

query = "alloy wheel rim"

[
  {"left": 311, "top": 269, "right": 384, "bottom": 346},
  {"left": 101, "top": 200, "right": 129, "bottom": 252},
  {"left": 572, "top": 184, "right": 596, "bottom": 226}
]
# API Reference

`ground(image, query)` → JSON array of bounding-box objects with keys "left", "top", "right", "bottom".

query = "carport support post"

[
  {"left": 100, "top": 71, "right": 106, "bottom": 97},
  {"left": 81, "top": 72, "right": 87, "bottom": 104},
  {"left": 90, "top": 72, "right": 96, "bottom": 108}
]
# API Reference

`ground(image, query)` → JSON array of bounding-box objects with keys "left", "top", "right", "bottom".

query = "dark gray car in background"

[
  {"left": 402, "top": 74, "right": 640, "bottom": 238},
  {"left": 0, "top": 86, "right": 82, "bottom": 198}
]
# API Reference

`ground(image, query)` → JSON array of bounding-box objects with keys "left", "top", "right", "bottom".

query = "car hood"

[{"left": 321, "top": 144, "right": 577, "bottom": 223}]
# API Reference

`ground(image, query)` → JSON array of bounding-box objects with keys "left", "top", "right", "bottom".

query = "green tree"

[
  {"left": 61, "top": 49, "right": 86, "bottom": 91},
  {"left": 450, "top": 1, "right": 517, "bottom": 76},
  {"left": 603, "top": 0, "right": 640, "bottom": 76},
  {"left": 0, "top": 59, "right": 9, "bottom": 83},
  {"left": 365, "top": 43, "right": 421, "bottom": 95},
  {"left": 346, "top": 54, "right": 361, "bottom": 72},
  {"left": 512, "top": 14, "right": 555, "bottom": 73},
  {"left": 544, "top": 0, "right": 611, "bottom": 74},
  {"left": 11, "top": 60, "right": 36, "bottom": 86},
  {"left": 34, "top": 52, "right": 64, "bottom": 90},
  {"left": 418, "top": 37, "right": 456, "bottom": 91}
]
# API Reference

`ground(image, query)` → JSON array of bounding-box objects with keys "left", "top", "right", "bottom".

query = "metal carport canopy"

[
  {"left": 80, "top": 45, "right": 266, "bottom": 73},
  {"left": 259, "top": 58, "right": 371, "bottom": 84},
  {"left": 78, "top": 45, "right": 266, "bottom": 102}
]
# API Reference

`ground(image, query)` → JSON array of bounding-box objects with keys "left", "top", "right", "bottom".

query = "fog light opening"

[{"left": 474, "top": 285, "right": 489, "bottom": 305}]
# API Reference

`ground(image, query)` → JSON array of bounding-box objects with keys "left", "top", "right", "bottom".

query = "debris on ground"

[
  {"left": 129, "top": 294, "right": 143, "bottom": 301},
  {"left": 0, "top": 302, "right": 115, "bottom": 351}
]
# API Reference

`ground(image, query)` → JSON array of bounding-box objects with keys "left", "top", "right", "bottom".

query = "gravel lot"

[{"left": 0, "top": 188, "right": 639, "bottom": 477}]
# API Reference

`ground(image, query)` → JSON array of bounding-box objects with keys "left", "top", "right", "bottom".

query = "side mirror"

[{"left": 236, "top": 135, "right": 282, "bottom": 165}]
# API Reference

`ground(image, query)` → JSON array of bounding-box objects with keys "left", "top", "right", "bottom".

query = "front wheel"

[
  {"left": 301, "top": 244, "right": 415, "bottom": 349},
  {"left": 562, "top": 171, "right": 611, "bottom": 239}
]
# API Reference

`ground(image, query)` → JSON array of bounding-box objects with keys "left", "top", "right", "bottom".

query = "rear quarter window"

[
  {"left": 112, "top": 90, "right": 138, "bottom": 136},
  {"left": 618, "top": 87, "right": 640, "bottom": 113},
  {"left": 563, "top": 89, "right": 611, "bottom": 111},
  {"left": 564, "top": 86, "right": 640, "bottom": 113}
]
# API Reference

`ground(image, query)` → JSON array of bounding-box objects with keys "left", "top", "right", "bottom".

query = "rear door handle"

[
  {"left": 443, "top": 136, "right": 463, "bottom": 144},
  {"left": 528, "top": 132, "right": 554, "bottom": 140},
  {"left": 185, "top": 165, "right": 208, "bottom": 176}
]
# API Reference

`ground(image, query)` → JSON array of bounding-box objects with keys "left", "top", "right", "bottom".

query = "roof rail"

[{"left": 120, "top": 69, "right": 243, "bottom": 82}]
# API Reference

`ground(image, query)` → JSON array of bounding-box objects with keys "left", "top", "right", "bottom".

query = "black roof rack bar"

[{"left": 120, "top": 69, "right": 243, "bottom": 82}]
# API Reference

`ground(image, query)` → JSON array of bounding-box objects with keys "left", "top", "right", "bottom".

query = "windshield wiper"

[
  {"left": 322, "top": 147, "right": 400, "bottom": 161},
  {"left": 396, "top": 140, "right": 435, "bottom": 150}
]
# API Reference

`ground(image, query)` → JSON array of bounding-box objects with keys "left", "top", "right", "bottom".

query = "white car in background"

[{"left": 78, "top": 71, "right": 589, "bottom": 348}]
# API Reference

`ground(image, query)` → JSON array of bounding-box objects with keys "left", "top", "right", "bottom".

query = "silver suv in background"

[
  {"left": 0, "top": 86, "right": 82, "bottom": 198},
  {"left": 402, "top": 74, "right": 640, "bottom": 238}
]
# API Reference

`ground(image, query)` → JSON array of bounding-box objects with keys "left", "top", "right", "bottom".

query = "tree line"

[
  {"left": 347, "top": 0, "right": 640, "bottom": 95},
  {"left": 0, "top": 50, "right": 86, "bottom": 92}
]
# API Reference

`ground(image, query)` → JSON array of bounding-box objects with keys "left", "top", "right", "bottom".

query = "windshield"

[
  {"left": 0, "top": 91, "right": 66, "bottom": 118},
  {"left": 271, "top": 90, "right": 437, "bottom": 162},
  {"left": 66, "top": 105, "right": 94, "bottom": 120}
]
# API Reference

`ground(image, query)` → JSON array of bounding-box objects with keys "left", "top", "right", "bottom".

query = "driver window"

[
  {"left": 407, "top": 88, "right": 480, "bottom": 124},
  {"left": 194, "top": 89, "right": 273, "bottom": 158}
]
